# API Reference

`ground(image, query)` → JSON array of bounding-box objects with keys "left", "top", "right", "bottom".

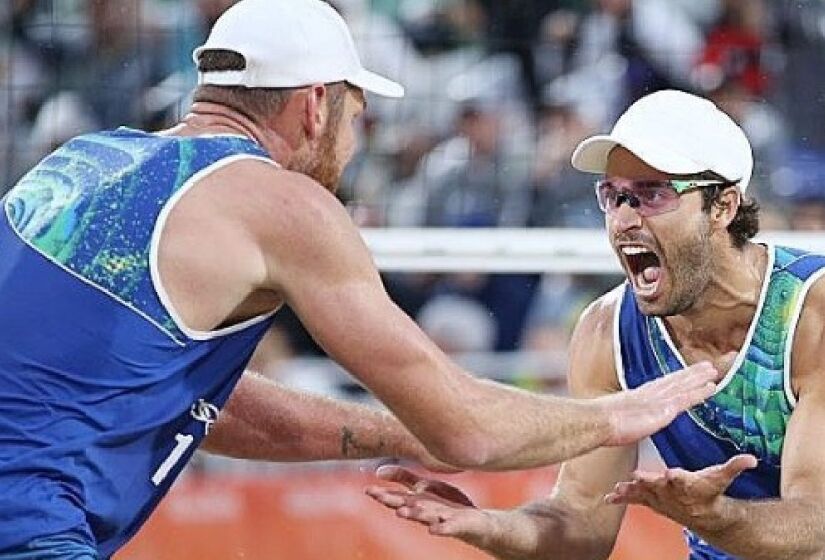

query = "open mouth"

[{"left": 620, "top": 245, "right": 663, "bottom": 298}]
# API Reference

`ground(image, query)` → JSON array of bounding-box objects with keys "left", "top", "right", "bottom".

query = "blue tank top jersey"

[
  {"left": 0, "top": 128, "right": 278, "bottom": 557},
  {"left": 614, "top": 245, "right": 825, "bottom": 560}
]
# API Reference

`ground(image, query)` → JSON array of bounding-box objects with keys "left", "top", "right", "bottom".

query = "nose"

[{"left": 609, "top": 201, "right": 643, "bottom": 233}]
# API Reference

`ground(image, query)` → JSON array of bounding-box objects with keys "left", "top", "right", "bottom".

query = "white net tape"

[{"left": 361, "top": 228, "right": 825, "bottom": 273}]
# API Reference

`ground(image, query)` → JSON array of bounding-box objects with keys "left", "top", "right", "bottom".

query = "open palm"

[
  {"left": 366, "top": 466, "right": 499, "bottom": 546},
  {"left": 605, "top": 454, "right": 758, "bottom": 530},
  {"left": 603, "top": 361, "right": 719, "bottom": 446}
]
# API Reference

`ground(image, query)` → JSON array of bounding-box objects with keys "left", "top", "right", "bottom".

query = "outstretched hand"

[
  {"left": 602, "top": 361, "right": 720, "bottom": 446},
  {"left": 366, "top": 466, "right": 499, "bottom": 547},
  {"left": 604, "top": 454, "right": 758, "bottom": 530}
]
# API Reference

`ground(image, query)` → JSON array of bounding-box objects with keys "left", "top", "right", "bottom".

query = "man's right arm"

[
  {"left": 246, "top": 165, "right": 716, "bottom": 470},
  {"left": 369, "top": 296, "right": 636, "bottom": 559},
  {"left": 487, "top": 298, "right": 637, "bottom": 558}
]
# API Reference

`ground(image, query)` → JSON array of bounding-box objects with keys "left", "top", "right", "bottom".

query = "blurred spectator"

[
  {"left": 521, "top": 275, "right": 593, "bottom": 355},
  {"left": 774, "top": 0, "right": 825, "bottom": 151},
  {"left": 693, "top": 0, "right": 788, "bottom": 203},
  {"left": 702, "top": 79, "right": 789, "bottom": 205},
  {"left": 398, "top": 0, "right": 484, "bottom": 54},
  {"left": 27, "top": 91, "right": 99, "bottom": 164},
  {"left": 551, "top": 0, "right": 704, "bottom": 128},
  {"left": 474, "top": 0, "right": 569, "bottom": 110},
  {"left": 533, "top": 8, "right": 582, "bottom": 89},
  {"left": 338, "top": 113, "right": 394, "bottom": 226},
  {"left": 526, "top": 97, "right": 601, "bottom": 227},
  {"left": 0, "top": 1, "right": 48, "bottom": 188},
  {"left": 417, "top": 293, "right": 496, "bottom": 353},
  {"left": 693, "top": 0, "right": 773, "bottom": 97},
  {"left": 772, "top": 148, "right": 825, "bottom": 231},
  {"left": 391, "top": 99, "right": 531, "bottom": 228},
  {"left": 77, "top": 0, "right": 171, "bottom": 128}
]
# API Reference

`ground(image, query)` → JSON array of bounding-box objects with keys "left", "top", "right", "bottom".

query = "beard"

[
  {"left": 291, "top": 126, "right": 342, "bottom": 193},
  {"left": 305, "top": 126, "right": 342, "bottom": 193},
  {"left": 651, "top": 220, "right": 714, "bottom": 317}
]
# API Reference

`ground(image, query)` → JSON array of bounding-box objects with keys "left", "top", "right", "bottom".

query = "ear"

[
  {"left": 302, "top": 84, "right": 328, "bottom": 141},
  {"left": 712, "top": 186, "right": 741, "bottom": 229}
]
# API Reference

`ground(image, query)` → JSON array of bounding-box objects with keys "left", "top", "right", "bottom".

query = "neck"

[
  {"left": 161, "top": 102, "right": 295, "bottom": 166},
  {"left": 664, "top": 242, "right": 767, "bottom": 351}
]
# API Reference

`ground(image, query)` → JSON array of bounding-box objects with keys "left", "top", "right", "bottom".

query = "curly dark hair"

[{"left": 700, "top": 184, "right": 760, "bottom": 249}]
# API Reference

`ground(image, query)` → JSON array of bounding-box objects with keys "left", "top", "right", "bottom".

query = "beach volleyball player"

[{"left": 0, "top": 2, "right": 718, "bottom": 557}]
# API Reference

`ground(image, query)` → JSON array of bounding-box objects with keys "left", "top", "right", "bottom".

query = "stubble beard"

[
  {"left": 646, "top": 221, "right": 714, "bottom": 317},
  {"left": 292, "top": 127, "right": 342, "bottom": 193}
]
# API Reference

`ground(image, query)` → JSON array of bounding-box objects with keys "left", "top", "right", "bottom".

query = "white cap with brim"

[
  {"left": 193, "top": 0, "right": 404, "bottom": 99},
  {"left": 571, "top": 90, "right": 753, "bottom": 191}
]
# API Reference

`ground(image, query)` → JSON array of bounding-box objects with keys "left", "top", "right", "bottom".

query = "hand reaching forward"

[
  {"left": 604, "top": 454, "right": 758, "bottom": 531},
  {"left": 366, "top": 465, "right": 503, "bottom": 549},
  {"left": 601, "top": 361, "right": 720, "bottom": 446}
]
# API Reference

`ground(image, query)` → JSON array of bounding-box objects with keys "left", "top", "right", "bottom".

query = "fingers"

[
  {"left": 374, "top": 465, "right": 475, "bottom": 506},
  {"left": 632, "top": 469, "right": 665, "bottom": 484},
  {"left": 680, "top": 361, "right": 723, "bottom": 384},
  {"left": 375, "top": 465, "right": 422, "bottom": 489},
  {"left": 605, "top": 481, "right": 646, "bottom": 505},
  {"left": 419, "top": 479, "right": 476, "bottom": 507},
  {"left": 708, "top": 454, "right": 758, "bottom": 488},
  {"left": 647, "top": 362, "right": 719, "bottom": 397},
  {"left": 642, "top": 363, "right": 718, "bottom": 415},
  {"left": 721, "top": 454, "right": 758, "bottom": 476},
  {"left": 365, "top": 487, "right": 410, "bottom": 509}
]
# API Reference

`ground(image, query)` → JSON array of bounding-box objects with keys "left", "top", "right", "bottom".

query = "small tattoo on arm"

[{"left": 341, "top": 426, "right": 386, "bottom": 457}]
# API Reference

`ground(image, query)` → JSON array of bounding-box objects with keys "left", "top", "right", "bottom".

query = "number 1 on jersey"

[{"left": 152, "top": 433, "right": 194, "bottom": 486}]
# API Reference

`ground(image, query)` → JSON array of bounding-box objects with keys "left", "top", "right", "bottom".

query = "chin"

[
  {"left": 634, "top": 291, "right": 693, "bottom": 317},
  {"left": 634, "top": 296, "right": 666, "bottom": 317}
]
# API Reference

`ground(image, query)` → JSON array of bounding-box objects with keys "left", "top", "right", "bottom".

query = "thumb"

[
  {"left": 375, "top": 465, "right": 421, "bottom": 488},
  {"left": 711, "top": 454, "right": 758, "bottom": 489}
]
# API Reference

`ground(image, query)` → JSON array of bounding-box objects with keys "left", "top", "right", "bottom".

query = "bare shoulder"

[
  {"left": 568, "top": 284, "right": 624, "bottom": 397},
  {"left": 203, "top": 160, "right": 378, "bottom": 294},
  {"left": 205, "top": 159, "right": 364, "bottom": 250},
  {"left": 573, "top": 285, "right": 623, "bottom": 342},
  {"left": 207, "top": 159, "right": 352, "bottom": 227},
  {"left": 791, "top": 272, "right": 825, "bottom": 396}
]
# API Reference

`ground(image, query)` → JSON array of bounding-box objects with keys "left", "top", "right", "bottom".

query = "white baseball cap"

[
  {"left": 193, "top": 0, "right": 405, "bottom": 98},
  {"left": 571, "top": 90, "right": 753, "bottom": 191}
]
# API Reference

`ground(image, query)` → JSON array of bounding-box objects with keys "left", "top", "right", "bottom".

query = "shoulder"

[
  {"left": 791, "top": 270, "right": 825, "bottom": 396},
  {"left": 201, "top": 159, "right": 356, "bottom": 240},
  {"left": 574, "top": 284, "right": 624, "bottom": 340},
  {"left": 568, "top": 285, "right": 624, "bottom": 397},
  {"left": 205, "top": 159, "right": 341, "bottom": 212}
]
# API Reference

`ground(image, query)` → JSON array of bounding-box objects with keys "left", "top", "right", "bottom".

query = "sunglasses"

[{"left": 594, "top": 178, "right": 733, "bottom": 217}]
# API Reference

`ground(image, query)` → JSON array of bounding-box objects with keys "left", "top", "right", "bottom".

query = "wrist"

[
  {"left": 694, "top": 496, "right": 742, "bottom": 535},
  {"left": 480, "top": 509, "right": 541, "bottom": 560},
  {"left": 591, "top": 397, "right": 618, "bottom": 447}
]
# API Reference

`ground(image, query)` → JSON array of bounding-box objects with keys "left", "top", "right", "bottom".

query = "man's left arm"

[
  {"left": 200, "top": 371, "right": 449, "bottom": 469},
  {"left": 607, "top": 280, "right": 825, "bottom": 560}
]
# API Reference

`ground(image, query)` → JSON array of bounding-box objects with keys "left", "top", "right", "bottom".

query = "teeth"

[{"left": 621, "top": 246, "right": 650, "bottom": 255}]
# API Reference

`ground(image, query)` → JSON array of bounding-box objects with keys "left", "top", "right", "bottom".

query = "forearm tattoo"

[{"left": 341, "top": 426, "right": 387, "bottom": 458}]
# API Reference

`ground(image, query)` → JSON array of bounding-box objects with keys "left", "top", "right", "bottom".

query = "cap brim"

[
  {"left": 348, "top": 68, "right": 405, "bottom": 98},
  {"left": 571, "top": 136, "right": 618, "bottom": 173},
  {"left": 571, "top": 135, "right": 708, "bottom": 176}
]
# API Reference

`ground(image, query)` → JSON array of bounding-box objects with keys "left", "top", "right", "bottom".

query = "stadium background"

[{"left": 2, "top": 0, "right": 825, "bottom": 558}]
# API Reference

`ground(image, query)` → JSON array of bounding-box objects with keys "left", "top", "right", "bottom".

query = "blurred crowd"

[{"left": 4, "top": 0, "right": 825, "bottom": 383}]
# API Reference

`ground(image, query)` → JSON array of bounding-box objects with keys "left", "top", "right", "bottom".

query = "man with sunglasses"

[{"left": 368, "top": 89, "right": 825, "bottom": 560}]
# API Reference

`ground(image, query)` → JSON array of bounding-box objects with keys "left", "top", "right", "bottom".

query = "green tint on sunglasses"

[{"left": 595, "top": 178, "right": 731, "bottom": 217}]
